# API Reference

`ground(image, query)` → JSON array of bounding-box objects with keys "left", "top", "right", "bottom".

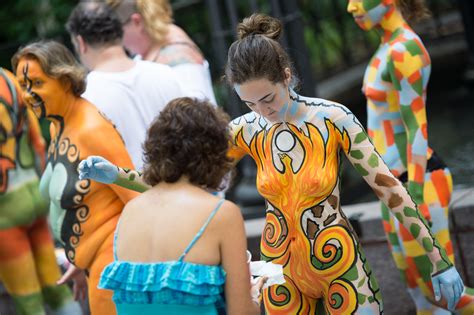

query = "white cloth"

[
  {"left": 133, "top": 55, "right": 217, "bottom": 106},
  {"left": 83, "top": 61, "right": 184, "bottom": 170},
  {"left": 172, "top": 61, "right": 217, "bottom": 106},
  {"left": 250, "top": 261, "right": 286, "bottom": 290}
]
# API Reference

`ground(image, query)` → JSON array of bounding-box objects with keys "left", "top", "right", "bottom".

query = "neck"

[
  {"left": 88, "top": 45, "right": 135, "bottom": 72},
  {"left": 376, "top": 6, "right": 408, "bottom": 43},
  {"left": 153, "top": 176, "right": 204, "bottom": 192},
  {"left": 143, "top": 27, "right": 171, "bottom": 61},
  {"left": 283, "top": 90, "right": 308, "bottom": 127},
  {"left": 48, "top": 93, "right": 78, "bottom": 134}
]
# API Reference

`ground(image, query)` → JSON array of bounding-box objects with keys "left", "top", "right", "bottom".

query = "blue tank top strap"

[{"left": 178, "top": 199, "right": 226, "bottom": 262}]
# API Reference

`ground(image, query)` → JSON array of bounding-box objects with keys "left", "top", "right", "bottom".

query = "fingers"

[
  {"left": 445, "top": 284, "right": 455, "bottom": 311},
  {"left": 255, "top": 276, "right": 268, "bottom": 291}
]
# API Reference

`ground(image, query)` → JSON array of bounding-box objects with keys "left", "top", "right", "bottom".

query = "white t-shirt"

[
  {"left": 83, "top": 60, "right": 184, "bottom": 170},
  {"left": 133, "top": 55, "right": 217, "bottom": 106}
]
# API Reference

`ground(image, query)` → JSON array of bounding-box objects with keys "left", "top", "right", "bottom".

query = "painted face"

[
  {"left": 235, "top": 78, "right": 290, "bottom": 124},
  {"left": 347, "top": 0, "right": 392, "bottom": 30},
  {"left": 15, "top": 58, "right": 66, "bottom": 119}
]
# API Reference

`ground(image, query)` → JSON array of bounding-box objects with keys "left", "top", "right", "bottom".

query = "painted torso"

[
  {"left": 363, "top": 26, "right": 432, "bottom": 177},
  {"left": 39, "top": 101, "right": 136, "bottom": 268}
]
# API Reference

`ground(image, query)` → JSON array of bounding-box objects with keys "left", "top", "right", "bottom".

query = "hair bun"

[{"left": 237, "top": 13, "right": 282, "bottom": 41}]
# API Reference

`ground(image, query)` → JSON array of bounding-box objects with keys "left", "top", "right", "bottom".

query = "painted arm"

[
  {"left": 78, "top": 156, "right": 150, "bottom": 193},
  {"left": 332, "top": 105, "right": 462, "bottom": 308},
  {"left": 333, "top": 105, "right": 449, "bottom": 269},
  {"left": 387, "top": 40, "right": 430, "bottom": 217}
]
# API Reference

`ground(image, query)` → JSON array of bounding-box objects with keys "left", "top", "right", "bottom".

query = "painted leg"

[
  {"left": 0, "top": 225, "right": 45, "bottom": 315},
  {"left": 87, "top": 233, "right": 116, "bottom": 315},
  {"left": 28, "top": 217, "right": 82, "bottom": 315},
  {"left": 262, "top": 274, "right": 317, "bottom": 314},
  {"left": 331, "top": 243, "right": 383, "bottom": 315}
]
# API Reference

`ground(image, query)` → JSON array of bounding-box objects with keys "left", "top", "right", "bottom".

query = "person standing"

[
  {"left": 12, "top": 40, "right": 139, "bottom": 315},
  {"left": 347, "top": 0, "right": 474, "bottom": 313},
  {"left": 105, "top": 0, "right": 217, "bottom": 105},
  {"left": 66, "top": 2, "right": 185, "bottom": 170},
  {"left": 75, "top": 13, "right": 466, "bottom": 315},
  {"left": 0, "top": 68, "right": 82, "bottom": 315}
]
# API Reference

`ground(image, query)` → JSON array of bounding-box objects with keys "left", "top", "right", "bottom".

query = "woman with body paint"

[
  {"left": 78, "top": 13, "right": 464, "bottom": 314},
  {"left": 347, "top": 0, "right": 474, "bottom": 313},
  {"left": 0, "top": 68, "right": 82, "bottom": 315},
  {"left": 12, "top": 40, "right": 139, "bottom": 315}
]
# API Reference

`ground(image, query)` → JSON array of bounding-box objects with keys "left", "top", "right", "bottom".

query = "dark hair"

[
  {"left": 66, "top": 2, "right": 123, "bottom": 47},
  {"left": 11, "top": 40, "right": 86, "bottom": 97},
  {"left": 142, "top": 97, "right": 233, "bottom": 190},
  {"left": 398, "top": 0, "right": 430, "bottom": 23},
  {"left": 225, "top": 13, "right": 297, "bottom": 86}
]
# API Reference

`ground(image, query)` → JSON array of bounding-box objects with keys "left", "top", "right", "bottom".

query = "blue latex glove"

[
  {"left": 432, "top": 266, "right": 464, "bottom": 311},
  {"left": 78, "top": 156, "right": 118, "bottom": 184}
]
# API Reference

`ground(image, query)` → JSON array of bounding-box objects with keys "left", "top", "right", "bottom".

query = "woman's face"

[
  {"left": 234, "top": 78, "right": 290, "bottom": 124},
  {"left": 15, "top": 58, "right": 65, "bottom": 119},
  {"left": 347, "top": 0, "right": 392, "bottom": 30},
  {"left": 122, "top": 13, "right": 150, "bottom": 57}
]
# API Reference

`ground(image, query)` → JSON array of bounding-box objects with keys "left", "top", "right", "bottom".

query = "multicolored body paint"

[
  {"left": 348, "top": 0, "right": 474, "bottom": 313},
  {"left": 15, "top": 56, "right": 139, "bottom": 315},
  {"left": 227, "top": 91, "right": 452, "bottom": 314},
  {"left": 0, "top": 68, "right": 79, "bottom": 315}
]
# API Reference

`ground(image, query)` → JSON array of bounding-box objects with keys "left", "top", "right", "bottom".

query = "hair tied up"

[{"left": 237, "top": 13, "right": 282, "bottom": 41}]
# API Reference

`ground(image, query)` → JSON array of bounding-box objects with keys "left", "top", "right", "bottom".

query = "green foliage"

[{"left": 0, "top": 0, "right": 76, "bottom": 70}]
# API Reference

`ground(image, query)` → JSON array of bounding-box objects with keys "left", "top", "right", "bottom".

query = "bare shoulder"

[{"left": 212, "top": 199, "right": 244, "bottom": 230}]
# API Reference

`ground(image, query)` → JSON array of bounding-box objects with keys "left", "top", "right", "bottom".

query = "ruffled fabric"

[{"left": 99, "top": 260, "right": 226, "bottom": 305}]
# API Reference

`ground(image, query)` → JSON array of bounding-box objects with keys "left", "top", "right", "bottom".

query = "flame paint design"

[{"left": 235, "top": 120, "right": 358, "bottom": 313}]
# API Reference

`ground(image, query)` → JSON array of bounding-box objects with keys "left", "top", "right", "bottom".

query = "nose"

[
  {"left": 22, "top": 90, "right": 34, "bottom": 106},
  {"left": 347, "top": 1, "right": 359, "bottom": 14}
]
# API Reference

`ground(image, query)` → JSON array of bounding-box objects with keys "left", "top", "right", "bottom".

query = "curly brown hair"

[{"left": 142, "top": 97, "right": 233, "bottom": 190}]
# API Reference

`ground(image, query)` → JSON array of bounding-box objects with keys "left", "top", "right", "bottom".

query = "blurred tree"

[{"left": 0, "top": 0, "right": 76, "bottom": 70}]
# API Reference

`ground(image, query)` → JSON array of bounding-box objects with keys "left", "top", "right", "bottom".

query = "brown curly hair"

[{"left": 142, "top": 97, "right": 233, "bottom": 190}]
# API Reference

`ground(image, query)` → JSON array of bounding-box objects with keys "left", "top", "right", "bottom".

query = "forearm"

[{"left": 114, "top": 167, "right": 150, "bottom": 193}]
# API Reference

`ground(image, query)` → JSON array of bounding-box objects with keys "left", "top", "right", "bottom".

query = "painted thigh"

[
  {"left": 28, "top": 217, "right": 74, "bottom": 310},
  {"left": 87, "top": 232, "right": 116, "bottom": 315},
  {"left": 0, "top": 224, "right": 45, "bottom": 315},
  {"left": 262, "top": 246, "right": 383, "bottom": 314}
]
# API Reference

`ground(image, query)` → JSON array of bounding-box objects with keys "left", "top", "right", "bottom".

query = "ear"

[
  {"left": 284, "top": 67, "right": 292, "bottom": 86},
  {"left": 130, "top": 13, "right": 142, "bottom": 27},
  {"left": 76, "top": 35, "right": 87, "bottom": 55}
]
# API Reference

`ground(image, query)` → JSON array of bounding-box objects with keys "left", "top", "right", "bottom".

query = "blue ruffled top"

[{"left": 99, "top": 199, "right": 227, "bottom": 314}]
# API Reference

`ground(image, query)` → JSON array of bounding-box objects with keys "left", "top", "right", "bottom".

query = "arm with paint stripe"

[
  {"left": 331, "top": 104, "right": 451, "bottom": 274},
  {"left": 387, "top": 40, "right": 430, "bottom": 215}
]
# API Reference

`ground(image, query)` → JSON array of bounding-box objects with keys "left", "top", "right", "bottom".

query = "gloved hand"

[
  {"left": 78, "top": 156, "right": 118, "bottom": 184},
  {"left": 432, "top": 266, "right": 464, "bottom": 311}
]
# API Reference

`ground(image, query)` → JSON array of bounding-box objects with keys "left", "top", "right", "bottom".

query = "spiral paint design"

[
  {"left": 312, "top": 225, "right": 356, "bottom": 278},
  {"left": 326, "top": 279, "right": 358, "bottom": 314}
]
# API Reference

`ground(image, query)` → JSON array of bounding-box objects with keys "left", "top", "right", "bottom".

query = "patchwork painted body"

[
  {"left": 228, "top": 92, "right": 452, "bottom": 314},
  {"left": 356, "top": 3, "right": 474, "bottom": 313}
]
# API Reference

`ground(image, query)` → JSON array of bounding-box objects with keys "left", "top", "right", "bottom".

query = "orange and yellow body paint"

[{"left": 0, "top": 68, "right": 80, "bottom": 315}]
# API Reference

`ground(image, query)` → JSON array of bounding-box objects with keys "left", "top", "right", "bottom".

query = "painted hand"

[
  {"left": 250, "top": 276, "right": 268, "bottom": 305},
  {"left": 57, "top": 264, "right": 88, "bottom": 301},
  {"left": 432, "top": 266, "right": 464, "bottom": 311},
  {"left": 78, "top": 155, "right": 118, "bottom": 184}
]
